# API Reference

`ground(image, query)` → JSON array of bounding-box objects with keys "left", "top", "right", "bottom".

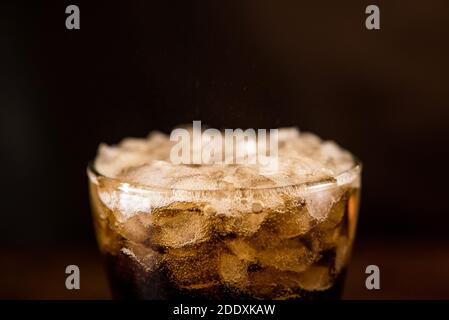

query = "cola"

[{"left": 88, "top": 127, "right": 361, "bottom": 300}]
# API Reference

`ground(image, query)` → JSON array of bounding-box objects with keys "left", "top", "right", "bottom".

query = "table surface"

[{"left": 2, "top": 239, "right": 448, "bottom": 299}]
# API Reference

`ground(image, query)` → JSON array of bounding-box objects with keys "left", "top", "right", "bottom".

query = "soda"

[{"left": 88, "top": 127, "right": 361, "bottom": 300}]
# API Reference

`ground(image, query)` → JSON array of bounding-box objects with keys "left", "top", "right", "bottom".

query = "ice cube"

[
  {"left": 214, "top": 211, "right": 268, "bottom": 237},
  {"left": 303, "top": 188, "right": 340, "bottom": 221},
  {"left": 300, "top": 132, "right": 322, "bottom": 148},
  {"left": 118, "top": 213, "right": 150, "bottom": 243},
  {"left": 122, "top": 241, "right": 161, "bottom": 272},
  {"left": 268, "top": 202, "right": 313, "bottom": 239},
  {"left": 118, "top": 161, "right": 175, "bottom": 189},
  {"left": 95, "top": 144, "right": 151, "bottom": 178},
  {"left": 164, "top": 243, "right": 220, "bottom": 287},
  {"left": 120, "top": 137, "right": 149, "bottom": 152},
  {"left": 150, "top": 202, "right": 211, "bottom": 248},
  {"left": 316, "top": 225, "right": 342, "bottom": 251},
  {"left": 147, "top": 131, "right": 170, "bottom": 147},
  {"left": 278, "top": 127, "right": 300, "bottom": 142},
  {"left": 321, "top": 141, "right": 343, "bottom": 161},
  {"left": 218, "top": 253, "right": 249, "bottom": 288},
  {"left": 238, "top": 211, "right": 269, "bottom": 236},
  {"left": 297, "top": 265, "right": 332, "bottom": 291},
  {"left": 247, "top": 201, "right": 313, "bottom": 251},
  {"left": 222, "top": 166, "right": 277, "bottom": 189},
  {"left": 225, "top": 239, "right": 257, "bottom": 263},
  {"left": 257, "top": 239, "right": 316, "bottom": 273},
  {"left": 318, "top": 193, "right": 347, "bottom": 230}
]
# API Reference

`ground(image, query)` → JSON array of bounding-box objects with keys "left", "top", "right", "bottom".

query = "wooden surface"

[{"left": 1, "top": 240, "right": 448, "bottom": 299}]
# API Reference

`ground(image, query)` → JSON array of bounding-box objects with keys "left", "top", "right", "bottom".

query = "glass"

[{"left": 88, "top": 162, "right": 361, "bottom": 300}]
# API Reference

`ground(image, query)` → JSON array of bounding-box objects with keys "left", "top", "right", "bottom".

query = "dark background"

[{"left": 1, "top": 0, "right": 449, "bottom": 299}]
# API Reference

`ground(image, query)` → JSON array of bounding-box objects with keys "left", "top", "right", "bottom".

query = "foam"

[{"left": 94, "top": 127, "right": 356, "bottom": 190}]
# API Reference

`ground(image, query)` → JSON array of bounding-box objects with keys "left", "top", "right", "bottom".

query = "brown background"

[{"left": 1, "top": 0, "right": 448, "bottom": 299}]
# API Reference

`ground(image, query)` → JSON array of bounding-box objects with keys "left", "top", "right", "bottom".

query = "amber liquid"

[{"left": 104, "top": 251, "right": 346, "bottom": 300}]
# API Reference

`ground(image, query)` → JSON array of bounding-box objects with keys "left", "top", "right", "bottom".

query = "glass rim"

[{"left": 87, "top": 157, "right": 361, "bottom": 194}]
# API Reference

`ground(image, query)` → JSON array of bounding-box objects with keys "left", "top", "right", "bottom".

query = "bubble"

[{"left": 252, "top": 202, "right": 263, "bottom": 213}]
